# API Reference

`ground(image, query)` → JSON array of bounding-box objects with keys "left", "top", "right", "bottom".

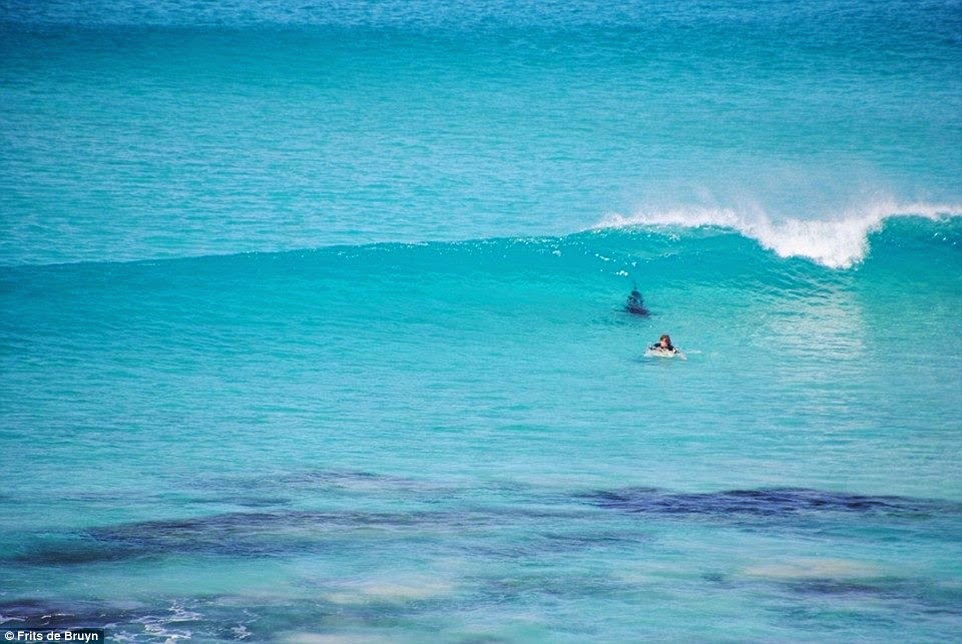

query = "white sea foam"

[
  {"left": 595, "top": 201, "right": 962, "bottom": 268},
  {"left": 132, "top": 604, "right": 201, "bottom": 643}
]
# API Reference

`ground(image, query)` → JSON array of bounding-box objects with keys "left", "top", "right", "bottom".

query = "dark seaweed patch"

[
  {"left": 11, "top": 484, "right": 960, "bottom": 570},
  {"left": 0, "top": 594, "right": 457, "bottom": 641},
  {"left": 577, "top": 487, "right": 951, "bottom": 519},
  {"left": 788, "top": 579, "right": 890, "bottom": 597},
  {"left": 0, "top": 598, "right": 142, "bottom": 629},
  {"left": 11, "top": 509, "right": 457, "bottom": 564},
  {"left": 15, "top": 541, "right": 140, "bottom": 565}
]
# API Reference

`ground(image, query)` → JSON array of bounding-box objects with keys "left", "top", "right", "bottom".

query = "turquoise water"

[{"left": 2, "top": 1, "right": 961, "bottom": 641}]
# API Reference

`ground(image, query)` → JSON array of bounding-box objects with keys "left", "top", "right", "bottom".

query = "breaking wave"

[{"left": 595, "top": 201, "right": 962, "bottom": 268}]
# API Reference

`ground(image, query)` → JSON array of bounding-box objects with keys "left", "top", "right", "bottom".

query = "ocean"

[{"left": 1, "top": 1, "right": 961, "bottom": 641}]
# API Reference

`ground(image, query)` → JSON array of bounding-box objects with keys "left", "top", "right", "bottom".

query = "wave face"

[{"left": 2, "top": 1, "right": 962, "bottom": 641}]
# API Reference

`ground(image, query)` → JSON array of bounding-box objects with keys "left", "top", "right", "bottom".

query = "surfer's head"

[{"left": 659, "top": 334, "right": 672, "bottom": 347}]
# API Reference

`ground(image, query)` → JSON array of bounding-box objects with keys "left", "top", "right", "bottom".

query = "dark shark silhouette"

[{"left": 625, "top": 284, "right": 649, "bottom": 316}]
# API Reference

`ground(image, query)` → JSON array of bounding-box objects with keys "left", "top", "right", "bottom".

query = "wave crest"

[{"left": 595, "top": 202, "right": 962, "bottom": 268}]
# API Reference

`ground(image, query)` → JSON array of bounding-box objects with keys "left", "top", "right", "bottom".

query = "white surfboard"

[{"left": 644, "top": 347, "right": 687, "bottom": 360}]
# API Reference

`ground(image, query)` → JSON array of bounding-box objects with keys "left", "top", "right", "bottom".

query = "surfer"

[
  {"left": 625, "top": 285, "right": 649, "bottom": 316},
  {"left": 650, "top": 334, "right": 677, "bottom": 354},
  {"left": 645, "top": 333, "right": 686, "bottom": 359}
]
